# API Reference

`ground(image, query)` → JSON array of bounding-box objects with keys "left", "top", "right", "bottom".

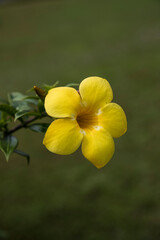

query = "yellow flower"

[{"left": 43, "top": 76, "right": 127, "bottom": 168}]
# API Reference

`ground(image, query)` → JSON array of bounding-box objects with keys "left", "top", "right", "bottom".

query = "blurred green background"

[{"left": 0, "top": 0, "right": 160, "bottom": 239}]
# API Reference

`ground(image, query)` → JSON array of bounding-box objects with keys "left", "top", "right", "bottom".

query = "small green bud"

[{"left": 34, "top": 86, "right": 47, "bottom": 101}]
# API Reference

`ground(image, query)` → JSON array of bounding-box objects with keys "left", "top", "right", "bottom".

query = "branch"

[{"left": 7, "top": 114, "right": 46, "bottom": 135}]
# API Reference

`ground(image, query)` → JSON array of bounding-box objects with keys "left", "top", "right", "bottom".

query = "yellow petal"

[
  {"left": 45, "top": 87, "right": 81, "bottom": 118},
  {"left": 100, "top": 103, "right": 127, "bottom": 138},
  {"left": 43, "top": 119, "right": 83, "bottom": 155},
  {"left": 79, "top": 76, "right": 113, "bottom": 110},
  {"left": 82, "top": 128, "right": 115, "bottom": 169}
]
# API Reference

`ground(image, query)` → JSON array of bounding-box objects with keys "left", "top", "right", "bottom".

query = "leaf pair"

[{"left": 8, "top": 92, "right": 40, "bottom": 121}]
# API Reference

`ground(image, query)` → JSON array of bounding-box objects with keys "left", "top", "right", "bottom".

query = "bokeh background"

[{"left": 0, "top": 0, "right": 160, "bottom": 239}]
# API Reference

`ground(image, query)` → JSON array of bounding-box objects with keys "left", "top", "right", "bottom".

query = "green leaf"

[
  {"left": 8, "top": 92, "right": 27, "bottom": 103},
  {"left": 16, "top": 103, "right": 31, "bottom": 112},
  {"left": 24, "top": 96, "right": 39, "bottom": 105},
  {"left": 43, "top": 81, "right": 59, "bottom": 91},
  {"left": 0, "top": 135, "right": 18, "bottom": 161},
  {"left": 15, "top": 111, "right": 40, "bottom": 121},
  {"left": 29, "top": 123, "right": 50, "bottom": 133},
  {"left": 0, "top": 104, "right": 16, "bottom": 117},
  {"left": 14, "top": 149, "right": 30, "bottom": 165},
  {"left": 38, "top": 99, "right": 45, "bottom": 113},
  {"left": 8, "top": 97, "right": 30, "bottom": 112},
  {"left": 65, "top": 83, "right": 79, "bottom": 87},
  {"left": 0, "top": 116, "right": 7, "bottom": 128},
  {"left": 8, "top": 92, "right": 37, "bottom": 111}
]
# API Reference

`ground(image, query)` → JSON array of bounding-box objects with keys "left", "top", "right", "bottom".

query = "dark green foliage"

[
  {"left": 29, "top": 123, "right": 50, "bottom": 133},
  {"left": 0, "top": 104, "right": 16, "bottom": 117},
  {"left": 0, "top": 81, "right": 76, "bottom": 161},
  {"left": 43, "top": 81, "right": 59, "bottom": 91},
  {"left": 0, "top": 135, "right": 18, "bottom": 161},
  {"left": 0, "top": 88, "right": 49, "bottom": 161},
  {"left": 14, "top": 110, "right": 41, "bottom": 121}
]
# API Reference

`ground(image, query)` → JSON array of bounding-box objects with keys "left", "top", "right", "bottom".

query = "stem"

[{"left": 7, "top": 114, "right": 46, "bottom": 135}]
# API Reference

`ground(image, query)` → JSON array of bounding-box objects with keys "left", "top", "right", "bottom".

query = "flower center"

[{"left": 76, "top": 108, "right": 98, "bottom": 130}]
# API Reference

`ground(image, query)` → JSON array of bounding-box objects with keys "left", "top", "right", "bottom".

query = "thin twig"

[{"left": 7, "top": 114, "right": 46, "bottom": 135}]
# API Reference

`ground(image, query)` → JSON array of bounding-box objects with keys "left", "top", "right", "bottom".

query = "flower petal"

[
  {"left": 99, "top": 103, "right": 127, "bottom": 138},
  {"left": 82, "top": 128, "right": 115, "bottom": 168},
  {"left": 45, "top": 87, "right": 81, "bottom": 118},
  {"left": 79, "top": 76, "right": 113, "bottom": 110},
  {"left": 43, "top": 119, "right": 83, "bottom": 155}
]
